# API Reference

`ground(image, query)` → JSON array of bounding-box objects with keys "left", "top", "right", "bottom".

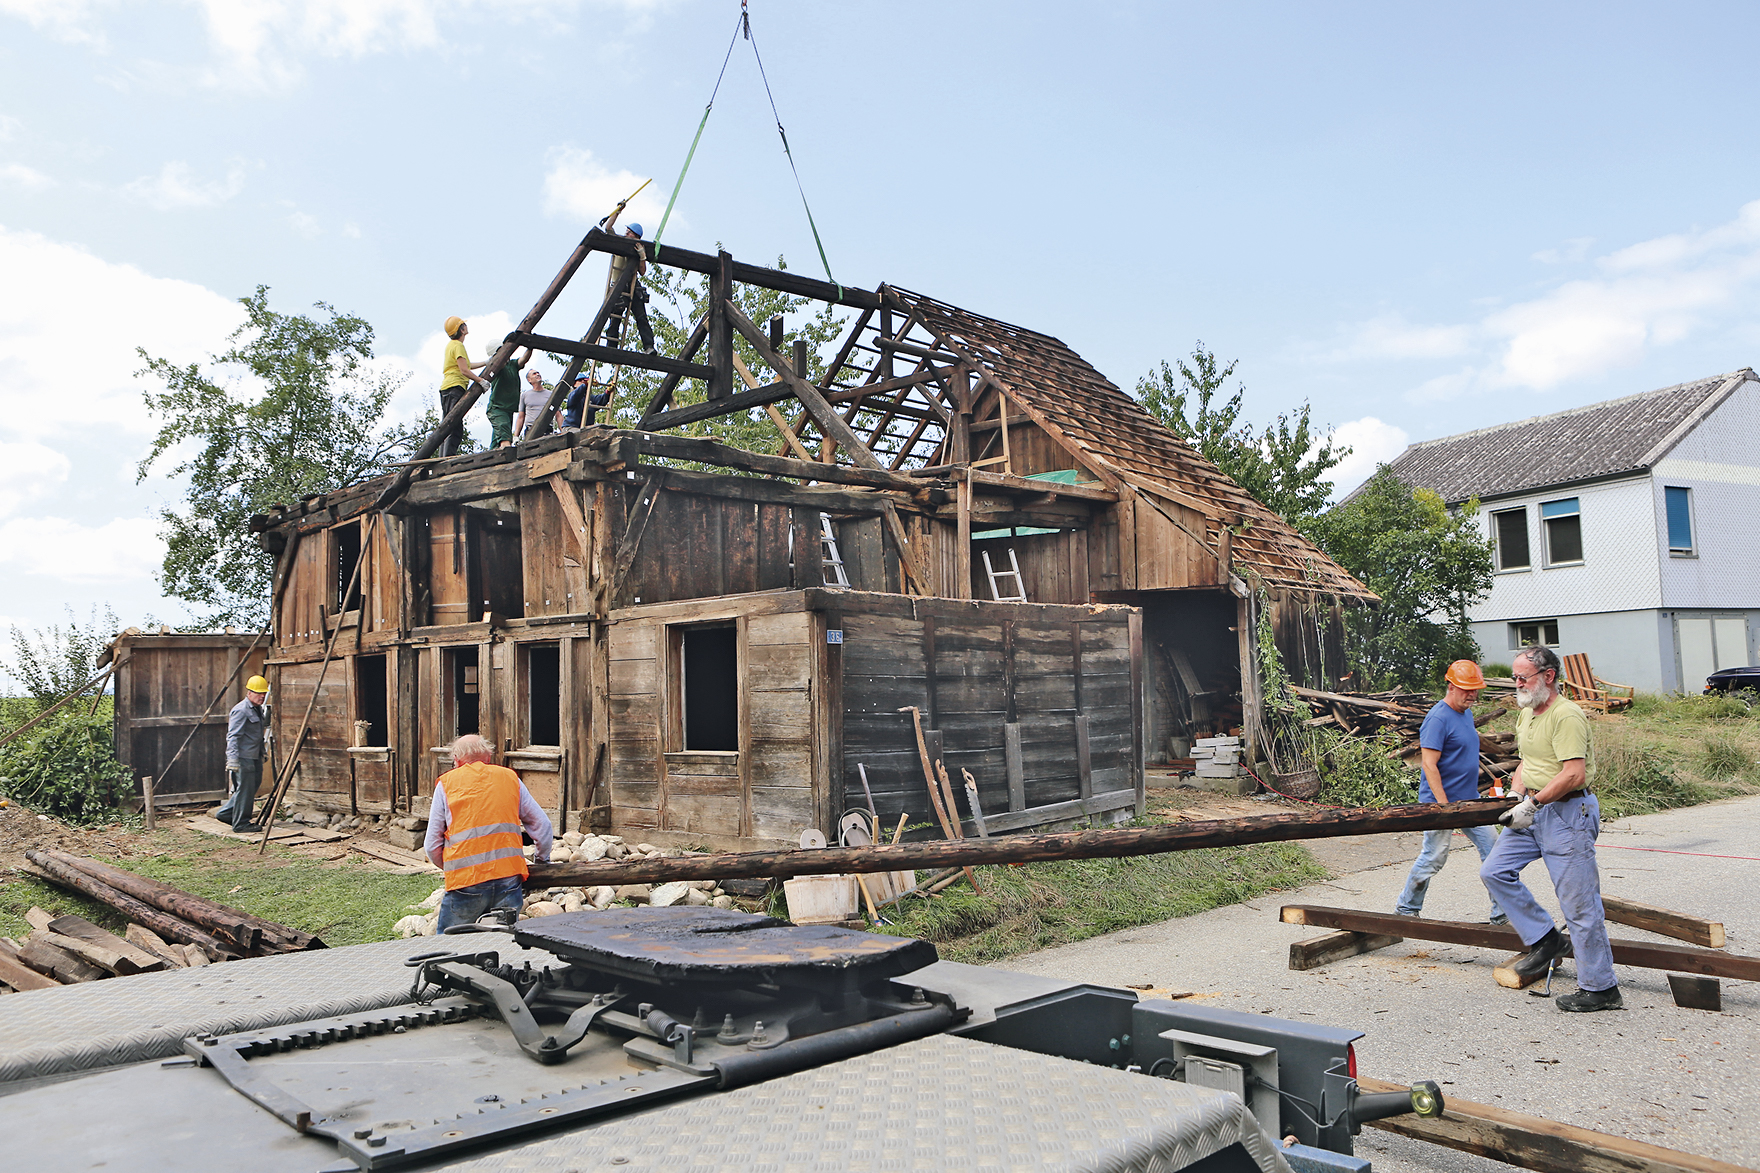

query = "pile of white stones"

[{"left": 392, "top": 836, "right": 734, "bottom": 938}]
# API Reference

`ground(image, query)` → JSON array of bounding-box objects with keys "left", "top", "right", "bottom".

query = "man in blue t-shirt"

[{"left": 1395, "top": 660, "right": 1507, "bottom": 924}]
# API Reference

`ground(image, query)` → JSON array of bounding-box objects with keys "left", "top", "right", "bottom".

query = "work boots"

[
  {"left": 1497, "top": 927, "right": 1571, "bottom": 988},
  {"left": 1557, "top": 985, "right": 1624, "bottom": 1012}
]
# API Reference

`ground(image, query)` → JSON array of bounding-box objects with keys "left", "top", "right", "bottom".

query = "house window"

[
  {"left": 1541, "top": 497, "right": 1582, "bottom": 565},
  {"left": 1511, "top": 619, "right": 1560, "bottom": 649},
  {"left": 355, "top": 653, "right": 388, "bottom": 747},
  {"left": 1492, "top": 508, "right": 1530, "bottom": 571},
  {"left": 1665, "top": 486, "right": 1695, "bottom": 556},
  {"left": 678, "top": 625, "right": 738, "bottom": 751},
  {"left": 522, "top": 643, "right": 561, "bottom": 747},
  {"left": 444, "top": 647, "right": 480, "bottom": 737}
]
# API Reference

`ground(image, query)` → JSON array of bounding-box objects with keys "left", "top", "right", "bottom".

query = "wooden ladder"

[
  {"left": 982, "top": 548, "right": 1027, "bottom": 602},
  {"left": 819, "top": 514, "right": 850, "bottom": 588}
]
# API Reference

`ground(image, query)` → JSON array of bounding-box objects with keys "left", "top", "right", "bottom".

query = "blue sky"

[{"left": 4, "top": 1, "right": 1760, "bottom": 639}]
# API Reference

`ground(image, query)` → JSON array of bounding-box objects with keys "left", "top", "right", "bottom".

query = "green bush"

[
  {"left": 1315, "top": 727, "right": 1418, "bottom": 807},
  {"left": 1593, "top": 743, "right": 1713, "bottom": 819},
  {"left": 1627, "top": 691, "right": 1757, "bottom": 722},
  {"left": 1482, "top": 663, "right": 1512, "bottom": 679},
  {"left": 0, "top": 706, "right": 129, "bottom": 824}
]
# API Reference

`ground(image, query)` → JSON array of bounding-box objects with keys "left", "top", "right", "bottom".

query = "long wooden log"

[
  {"left": 528, "top": 800, "right": 1516, "bottom": 887},
  {"left": 24, "top": 851, "right": 241, "bottom": 959},
  {"left": 40, "top": 851, "right": 319, "bottom": 951},
  {"left": 1280, "top": 905, "right": 1760, "bottom": 982},
  {"left": 1356, "top": 1076, "right": 1751, "bottom": 1173}
]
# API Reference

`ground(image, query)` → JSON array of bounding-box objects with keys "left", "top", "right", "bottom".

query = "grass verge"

[
  {"left": 870, "top": 841, "right": 1325, "bottom": 965},
  {"left": 1, "top": 833, "right": 439, "bottom": 947}
]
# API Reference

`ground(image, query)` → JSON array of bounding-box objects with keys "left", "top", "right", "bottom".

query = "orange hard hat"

[{"left": 1445, "top": 660, "right": 1486, "bottom": 690}]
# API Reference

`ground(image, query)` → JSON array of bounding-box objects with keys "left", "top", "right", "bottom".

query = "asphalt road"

[{"left": 999, "top": 793, "right": 1760, "bottom": 1172}]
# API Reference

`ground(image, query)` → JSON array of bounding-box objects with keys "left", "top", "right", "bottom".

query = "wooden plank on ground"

[
  {"left": 18, "top": 937, "right": 105, "bottom": 983},
  {"left": 1667, "top": 973, "right": 1721, "bottom": 1011},
  {"left": 126, "top": 923, "right": 187, "bottom": 967},
  {"left": 1280, "top": 905, "right": 1760, "bottom": 983},
  {"left": 1357, "top": 1075, "right": 1752, "bottom": 1173},
  {"left": 1603, "top": 894, "right": 1724, "bottom": 949},
  {"left": 184, "top": 815, "right": 309, "bottom": 842},
  {"left": 350, "top": 839, "right": 441, "bottom": 873},
  {"left": 48, "top": 914, "right": 167, "bottom": 973},
  {"left": 1288, "top": 930, "right": 1403, "bottom": 972},
  {"left": 0, "top": 949, "right": 62, "bottom": 990}
]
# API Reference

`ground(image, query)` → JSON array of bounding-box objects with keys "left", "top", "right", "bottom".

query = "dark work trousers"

[
  {"left": 217, "top": 758, "right": 263, "bottom": 831},
  {"left": 439, "top": 386, "right": 466, "bottom": 457}
]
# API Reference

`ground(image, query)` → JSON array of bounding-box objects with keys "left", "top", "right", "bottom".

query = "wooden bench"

[{"left": 1560, "top": 652, "right": 1634, "bottom": 711}]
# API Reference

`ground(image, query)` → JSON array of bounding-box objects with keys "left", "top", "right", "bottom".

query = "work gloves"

[
  {"left": 225, "top": 765, "right": 239, "bottom": 794},
  {"left": 1499, "top": 796, "right": 1538, "bottom": 831}
]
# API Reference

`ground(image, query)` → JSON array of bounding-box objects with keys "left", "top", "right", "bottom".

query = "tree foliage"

[
  {"left": 1305, "top": 466, "right": 1494, "bottom": 691},
  {"left": 1136, "top": 343, "right": 1350, "bottom": 524},
  {"left": 6, "top": 605, "right": 119, "bottom": 703},
  {"left": 137, "top": 287, "right": 434, "bottom": 627},
  {"left": 561, "top": 256, "right": 848, "bottom": 455},
  {"left": 0, "top": 704, "right": 128, "bottom": 824}
]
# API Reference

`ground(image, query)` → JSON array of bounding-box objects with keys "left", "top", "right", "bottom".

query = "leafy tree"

[
  {"left": 557, "top": 256, "right": 848, "bottom": 457},
  {"left": 1305, "top": 466, "right": 1494, "bottom": 691},
  {"left": 137, "top": 287, "right": 436, "bottom": 626},
  {"left": 1136, "top": 343, "right": 1350, "bottom": 524},
  {"left": 5, "top": 605, "right": 119, "bottom": 704}
]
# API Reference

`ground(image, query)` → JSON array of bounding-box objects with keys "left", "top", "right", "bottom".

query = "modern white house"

[{"left": 1381, "top": 370, "right": 1760, "bottom": 693}]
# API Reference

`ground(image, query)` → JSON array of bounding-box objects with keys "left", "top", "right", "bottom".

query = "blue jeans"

[
  {"left": 1479, "top": 793, "right": 1616, "bottom": 992},
  {"left": 1397, "top": 824, "right": 1505, "bottom": 921},
  {"left": 216, "top": 759, "right": 262, "bottom": 831},
  {"left": 437, "top": 875, "right": 525, "bottom": 934}
]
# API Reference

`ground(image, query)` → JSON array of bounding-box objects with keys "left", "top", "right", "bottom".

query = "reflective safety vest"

[{"left": 436, "top": 762, "right": 528, "bottom": 890}]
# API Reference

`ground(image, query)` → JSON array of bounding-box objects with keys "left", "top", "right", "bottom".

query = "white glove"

[{"left": 1500, "top": 796, "right": 1538, "bottom": 830}]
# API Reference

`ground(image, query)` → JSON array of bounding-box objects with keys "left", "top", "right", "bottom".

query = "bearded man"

[{"left": 1478, "top": 645, "right": 1621, "bottom": 1011}]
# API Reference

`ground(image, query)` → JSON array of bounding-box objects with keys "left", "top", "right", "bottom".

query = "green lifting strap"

[{"left": 747, "top": 17, "right": 841, "bottom": 297}]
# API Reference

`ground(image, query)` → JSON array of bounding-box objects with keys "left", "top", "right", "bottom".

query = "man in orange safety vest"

[{"left": 425, "top": 733, "right": 554, "bottom": 932}]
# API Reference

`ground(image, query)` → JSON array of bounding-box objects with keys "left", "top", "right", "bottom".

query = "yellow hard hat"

[
  {"left": 246, "top": 675, "right": 270, "bottom": 694},
  {"left": 1445, "top": 660, "right": 1485, "bottom": 690},
  {"left": 444, "top": 315, "right": 465, "bottom": 337}
]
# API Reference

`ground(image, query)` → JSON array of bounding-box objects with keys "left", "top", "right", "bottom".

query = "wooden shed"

[
  {"left": 249, "top": 235, "right": 1367, "bottom": 845},
  {"left": 103, "top": 630, "right": 267, "bottom": 806}
]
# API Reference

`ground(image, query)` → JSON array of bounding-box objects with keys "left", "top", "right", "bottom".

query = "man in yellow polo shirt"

[
  {"left": 439, "top": 316, "right": 488, "bottom": 458},
  {"left": 425, "top": 734, "right": 553, "bottom": 932},
  {"left": 1479, "top": 645, "right": 1620, "bottom": 1011}
]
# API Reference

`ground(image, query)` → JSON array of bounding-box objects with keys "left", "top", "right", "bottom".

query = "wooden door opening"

[
  {"left": 523, "top": 643, "right": 561, "bottom": 747},
  {"left": 444, "top": 646, "right": 480, "bottom": 737}
]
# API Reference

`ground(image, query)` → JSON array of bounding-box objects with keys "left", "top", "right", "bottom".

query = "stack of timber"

[
  {"left": 1292, "top": 686, "right": 1516, "bottom": 791},
  {"left": 8, "top": 850, "right": 323, "bottom": 989}
]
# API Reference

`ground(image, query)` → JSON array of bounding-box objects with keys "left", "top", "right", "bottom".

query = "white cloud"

[
  {"left": 0, "top": 0, "right": 106, "bottom": 45},
  {"left": 0, "top": 162, "right": 52, "bottom": 189},
  {"left": 0, "top": 515, "right": 164, "bottom": 582},
  {"left": 1328, "top": 417, "right": 1410, "bottom": 498},
  {"left": 1532, "top": 237, "right": 1594, "bottom": 265},
  {"left": 0, "top": 440, "right": 72, "bottom": 517},
  {"left": 122, "top": 159, "right": 248, "bottom": 209},
  {"left": 1325, "top": 200, "right": 1760, "bottom": 397},
  {"left": 541, "top": 146, "right": 668, "bottom": 230},
  {"left": 0, "top": 114, "right": 21, "bottom": 140},
  {"left": 287, "top": 210, "right": 321, "bottom": 238}
]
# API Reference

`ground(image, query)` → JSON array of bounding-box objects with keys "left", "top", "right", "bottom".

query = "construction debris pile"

[
  {"left": 1291, "top": 686, "right": 1517, "bottom": 791},
  {"left": 1, "top": 850, "right": 322, "bottom": 991}
]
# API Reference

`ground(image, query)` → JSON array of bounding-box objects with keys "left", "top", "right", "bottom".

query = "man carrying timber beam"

[
  {"left": 1479, "top": 644, "right": 1622, "bottom": 1011},
  {"left": 1394, "top": 660, "right": 1507, "bottom": 926}
]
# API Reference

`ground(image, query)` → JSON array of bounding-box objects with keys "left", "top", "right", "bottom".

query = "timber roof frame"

[{"left": 257, "top": 230, "right": 1370, "bottom": 599}]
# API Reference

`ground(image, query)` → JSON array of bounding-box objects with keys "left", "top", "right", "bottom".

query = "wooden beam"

[
  {"left": 880, "top": 500, "right": 927, "bottom": 596},
  {"left": 613, "top": 433, "right": 935, "bottom": 494},
  {"left": 513, "top": 332, "right": 716, "bottom": 382},
  {"left": 709, "top": 250, "right": 734, "bottom": 402},
  {"left": 590, "top": 229, "right": 880, "bottom": 309},
  {"left": 637, "top": 317, "right": 709, "bottom": 422},
  {"left": 626, "top": 465, "right": 888, "bottom": 515},
  {"left": 638, "top": 378, "right": 798, "bottom": 430},
  {"left": 610, "top": 472, "right": 666, "bottom": 595},
  {"left": 522, "top": 254, "right": 644, "bottom": 441},
  {"left": 730, "top": 351, "right": 818, "bottom": 462},
  {"left": 1356, "top": 1075, "right": 1752, "bottom": 1173},
  {"left": 964, "top": 468, "right": 1118, "bottom": 502},
  {"left": 528, "top": 799, "right": 1515, "bottom": 886},
  {"left": 1280, "top": 905, "right": 1760, "bottom": 982},
  {"left": 723, "top": 299, "right": 887, "bottom": 471},
  {"left": 1603, "top": 894, "right": 1724, "bottom": 949},
  {"left": 1288, "top": 930, "right": 1403, "bottom": 972}
]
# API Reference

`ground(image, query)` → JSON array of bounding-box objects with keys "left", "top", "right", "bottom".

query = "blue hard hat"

[{"left": 626, "top": 223, "right": 643, "bottom": 238}]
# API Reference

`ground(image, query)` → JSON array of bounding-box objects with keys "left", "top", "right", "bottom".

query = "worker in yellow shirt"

[{"left": 440, "top": 315, "right": 489, "bottom": 457}]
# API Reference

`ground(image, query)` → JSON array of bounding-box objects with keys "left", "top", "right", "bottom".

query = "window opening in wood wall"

[
  {"left": 523, "top": 643, "right": 561, "bottom": 747},
  {"left": 334, "top": 522, "right": 364, "bottom": 614},
  {"left": 680, "top": 625, "right": 738, "bottom": 751},
  {"left": 355, "top": 653, "right": 389, "bottom": 747},
  {"left": 445, "top": 647, "right": 480, "bottom": 737}
]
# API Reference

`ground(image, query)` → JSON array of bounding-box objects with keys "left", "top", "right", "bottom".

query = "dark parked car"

[{"left": 1704, "top": 665, "right": 1760, "bottom": 695}]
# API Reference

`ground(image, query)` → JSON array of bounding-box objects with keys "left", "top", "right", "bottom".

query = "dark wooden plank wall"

[
  {"left": 1265, "top": 588, "right": 1351, "bottom": 691},
  {"left": 969, "top": 530, "right": 1088, "bottom": 603},
  {"left": 519, "top": 488, "right": 589, "bottom": 617},
  {"left": 607, "top": 622, "right": 662, "bottom": 835},
  {"left": 116, "top": 638, "right": 268, "bottom": 800},
  {"left": 743, "top": 610, "right": 816, "bottom": 841},
  {"left": 623, "top": 491, "right": 818, "bottom": 604},
  {"left": 840, "top": 603, "right": 1136, "bottom": 839},
  {"left": 273, "top": 658, "right": 353, "bottom": 803}
]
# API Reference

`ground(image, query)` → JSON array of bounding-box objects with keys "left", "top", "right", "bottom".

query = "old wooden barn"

[{"left": 251, "top": 230, "right": 1370, "bottom": 847}]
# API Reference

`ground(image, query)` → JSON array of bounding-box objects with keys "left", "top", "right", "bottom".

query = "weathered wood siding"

[
  {"left": 840, "top": 597, "right": 1142, "bottom": 837},
  {"left": 111, "top": 634, "right": 268, "bottom": 803}
]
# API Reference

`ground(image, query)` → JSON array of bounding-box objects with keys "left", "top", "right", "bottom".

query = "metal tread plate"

[
  {"left": 434, "top": 1033, "right": 1292, "bottom": 1173},
  {"left": 512, "top": 907, "right": 938, "bottom": 986},
  {"left": 0, "top": 935, "right": 558, "bottom": 1089}
]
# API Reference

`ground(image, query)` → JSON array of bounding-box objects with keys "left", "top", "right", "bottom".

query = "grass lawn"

[{"left": 0, "top": 826, "right": 440, "bottom": 947}]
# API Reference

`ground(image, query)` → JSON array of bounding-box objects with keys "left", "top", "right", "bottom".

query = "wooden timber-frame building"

[{"left": 252, "top": 232, "right": 1372, "bottom": 848}]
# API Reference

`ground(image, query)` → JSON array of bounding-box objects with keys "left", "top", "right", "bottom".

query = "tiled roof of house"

[{"left": 1381, "top": 370, "right": 1754, "bottom": 504}]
